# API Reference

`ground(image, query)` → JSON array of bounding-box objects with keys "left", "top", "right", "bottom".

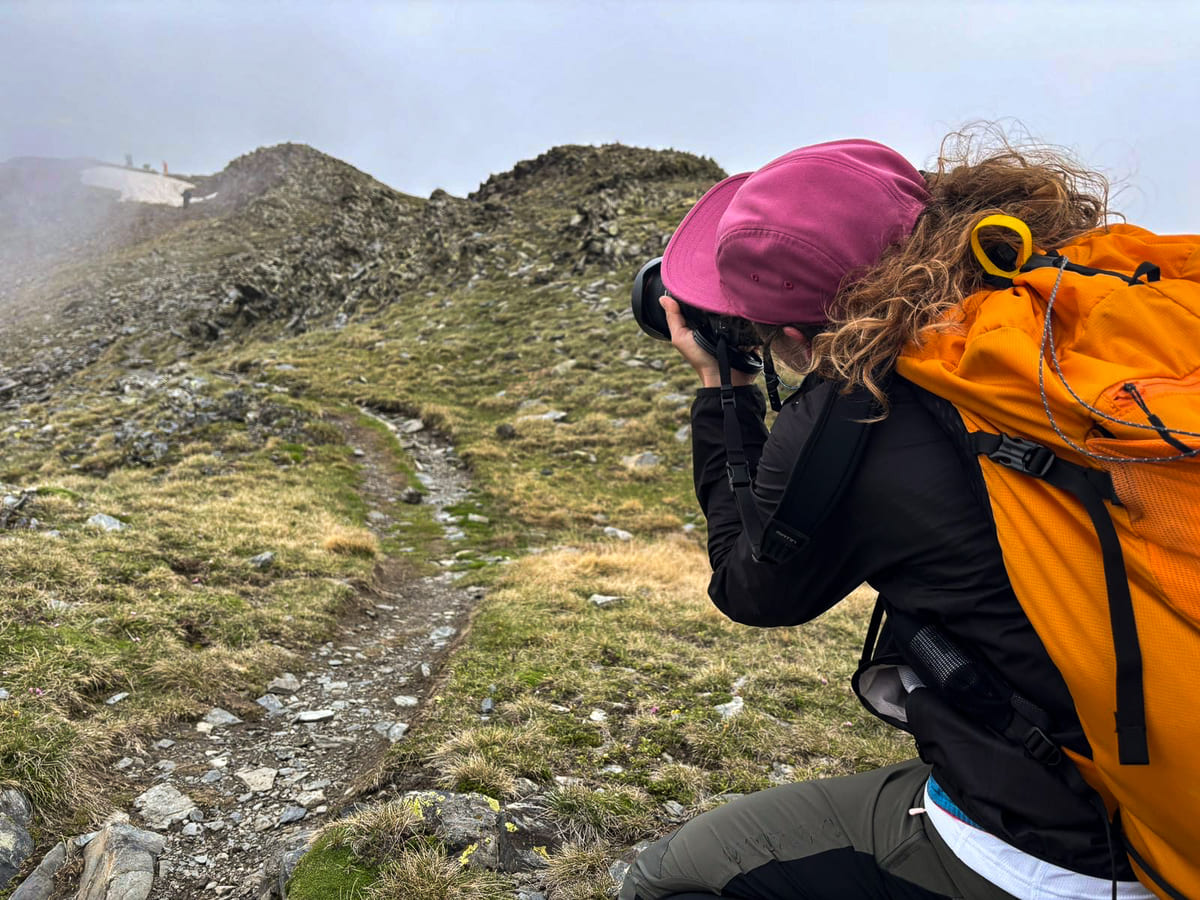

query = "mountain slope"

[{"left": 0, "top": 142, "right": 905, "bottom": 899}]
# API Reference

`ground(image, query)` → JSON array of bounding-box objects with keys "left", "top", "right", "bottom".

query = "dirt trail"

[{"left": 103, "top": 412, "right": 483, "bottom": 899}]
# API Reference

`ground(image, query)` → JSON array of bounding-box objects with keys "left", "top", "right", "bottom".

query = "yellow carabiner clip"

[{"left": 970, "top": 214, "right": 1033, "bottom": 279}]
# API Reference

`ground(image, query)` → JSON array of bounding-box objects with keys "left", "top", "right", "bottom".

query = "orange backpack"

[{"left": 897, "top": 222, "right": 1200, "bottom": 899}]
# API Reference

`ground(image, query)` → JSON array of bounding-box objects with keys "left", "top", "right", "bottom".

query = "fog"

[
  {"left": 2, "top": 0, "right": 1198, "bottom": 305},
  {"left": 4, "top": 1, "right": 1199, "bottom": 224}
]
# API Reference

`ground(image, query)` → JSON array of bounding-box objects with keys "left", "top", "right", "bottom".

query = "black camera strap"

[
  {"left": 761, "top": 349, "right": 783, "bottom": 412},
  {"left": 717, "top": 336, "right": 765, "bottom": 552}
]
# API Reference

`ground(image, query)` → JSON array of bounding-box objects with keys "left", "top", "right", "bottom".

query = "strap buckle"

[
  {"left": 726, "top": 461, "right": 752, "bottom": 489},
  {"left": 1022, "top": 725, "right": 1063, "bottom": 766},
  {"left": 988, "top": 434, "right": 1056, "bottom": 478}
]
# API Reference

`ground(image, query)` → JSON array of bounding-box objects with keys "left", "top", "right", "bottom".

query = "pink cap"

[{"left": 661, "top": 139, "right": 930, "bottom": 325}]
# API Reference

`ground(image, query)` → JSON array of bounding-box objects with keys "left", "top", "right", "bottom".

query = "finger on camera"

[{"left": 659, "top": 295, "right": 687, "bottom": 335}]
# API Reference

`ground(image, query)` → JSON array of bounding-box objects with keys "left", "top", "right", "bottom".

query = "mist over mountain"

[{"left": 0, "top": 142, "right": 723, "bottom": 407}]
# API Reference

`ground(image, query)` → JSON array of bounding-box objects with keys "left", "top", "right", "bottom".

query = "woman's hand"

[{"left": 660, "top": 296, "right": 758, "bottom": 388}]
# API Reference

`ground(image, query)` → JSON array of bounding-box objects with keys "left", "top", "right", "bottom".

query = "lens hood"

[
  {"left": 631, "top": 257, "right": 670, "bottom": 341},
  {"left": 630, "top": 256, "right": 763, "bottom": 374}
]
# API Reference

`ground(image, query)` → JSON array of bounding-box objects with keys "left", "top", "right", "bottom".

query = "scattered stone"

[
  {"left": 181, "top": 823, "right": 204, "bottom": 838},
  {"left": 249, "top": 551, "right": 275, "bottom": 568},
  {"left": 399, "top": 418, "right": 425, "bottom": 434},
  {"left": 277, "top": 806, "right": 307, "bottom": 826},
  {"left": 154, "top": 739, "right": 175, "bottom": 750},
  {"left": 105, "top": 692, "right": 129, "bottom": 705},
  {"left": 294, "top": 790, "right": 325, "bottom": 808},
  {"left": 266, "top": 673, "right": 301, "bottom": 694},
  {"left": 400, "top": 488, "right": 423, "bottom": 504},
  {"left": 714, "top": 696, "right": 744, "bottom": 720},
  {"left": 235, "top": 768, "right": 278, "bottom": 793},
  {"left": 506, "top": 780, "right": 538, "bottom": 800},
  {"left": 609, "top": 860, "right": 632, "bottom": 885},
  {"left": 294, "top": 709, "right": 335, "bottom": 723},
  {"left": 392, "top": 695, "right": 419, "bottom": 708},
  {"left": 387, "top": 723, "right": 409, "bottom": 742},
  {"left": 588, "top": 709, "right": 608, "bottom": 722},
  {"left": 0, "top": 789, "right": 33, "bottom": 888},
  {"left": 275, "top": 830, "right": 316, "bottom": 898},
  {"left": 467, "top": 513, "right": 490, "bottom": 524},
  {"left": 133, "top": 784, "right": 197, "bottom": 830},
  {"left": 675, "top": 424, "right": 692, "bottom": 443},
  {"left": 430, "top": 625, "right": 456, "bottom": 642},
  {"left": 255, "top": 694, "right": 285, "bottom": 715},
  {"left": 621, "top": 451, "right": 660, "bottom": 469},
  {"left": 87, "top": 513, "right": 126, "bottom": 532},
  {"left": 588, "top": 594, "right": 624, "bottom": 607},
  {"left": 603, "top": 526, "right": 634, "bottom": 541},
  {"left": 201, "top": 708, "right": 242, "bottom": 728},
  {"left": 480, "top": 697, "right": 495, "bottom": 715},
  {"left": 8, "top": 840, "right": 67, "bottom": 900},
  {"left": 768, "top": 762, "right": 796, "bottom": 786}
]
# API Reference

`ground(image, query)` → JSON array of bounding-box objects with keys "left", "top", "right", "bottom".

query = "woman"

[{"left": 619, "top": 137, "right": 1156, "bottom": 899}]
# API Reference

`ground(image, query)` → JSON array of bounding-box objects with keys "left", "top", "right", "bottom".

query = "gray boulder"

[
  {"left": 77, "top": 825, "right": 165, "bottom": 900},
  {"left": 9, "top": 840, "right": 67, "bottom": 899},
  {"left": 402, "top": 790, "right": 502, "bottom": 870},
  {"left": 0, "top": 789, "right": 34, "bottom": 888}
]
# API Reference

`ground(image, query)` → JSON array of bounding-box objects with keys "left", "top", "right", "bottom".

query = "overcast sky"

[{"left": 3, "top": 0, "right": 1198, "bottom": 231}]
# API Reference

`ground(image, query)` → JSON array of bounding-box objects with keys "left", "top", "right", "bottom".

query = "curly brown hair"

[{"left": 806, "top": 127, "right": 1112, "bottom": 411}]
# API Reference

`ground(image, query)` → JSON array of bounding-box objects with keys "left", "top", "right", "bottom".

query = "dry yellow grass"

[
  {"left": 0, "top": 420, "right": 386, "bottom": 825},
  {"left": 322, "top": 525, "right": 381, "bottom": 557},
  {"left": 377, "top": 537, "right": 907, "bottom": 845}
]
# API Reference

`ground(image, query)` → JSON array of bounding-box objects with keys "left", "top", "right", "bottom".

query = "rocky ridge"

[{"left": 0, "top": 142, "right": 723, "bottom": 411}]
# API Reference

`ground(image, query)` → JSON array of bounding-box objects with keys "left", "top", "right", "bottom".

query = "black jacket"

[{"left": 691, "top": 376, "right": 1131, "bottom": 878}]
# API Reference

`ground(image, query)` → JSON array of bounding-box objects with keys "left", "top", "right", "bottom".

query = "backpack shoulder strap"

[{"left": 749, "top": 378, "right": 876, "bottom": 563}]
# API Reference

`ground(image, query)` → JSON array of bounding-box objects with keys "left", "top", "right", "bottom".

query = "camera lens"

[{"left": 631, "top": 257, "right": 671, "bottom": 341}]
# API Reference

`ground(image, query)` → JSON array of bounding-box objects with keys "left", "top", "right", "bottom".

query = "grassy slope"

[
  {"left": 270, "top": 165, "right": 912, "bottom": 896},
  {"left": 0, "top": 146, "right": 912, "bottom": 898}
]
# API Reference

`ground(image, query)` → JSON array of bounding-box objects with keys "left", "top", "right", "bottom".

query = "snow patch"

[{"left": 80, "top": 165, "right": 195, "bottom": 207}]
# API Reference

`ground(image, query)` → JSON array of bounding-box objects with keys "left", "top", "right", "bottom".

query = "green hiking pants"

[{"left": 620, "top": 759, "right": 1017, "bottom": 900}]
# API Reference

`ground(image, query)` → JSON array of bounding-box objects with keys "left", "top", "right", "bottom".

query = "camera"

[{"left": 631, "top": 258, "right": 763, "bottom": 374}]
